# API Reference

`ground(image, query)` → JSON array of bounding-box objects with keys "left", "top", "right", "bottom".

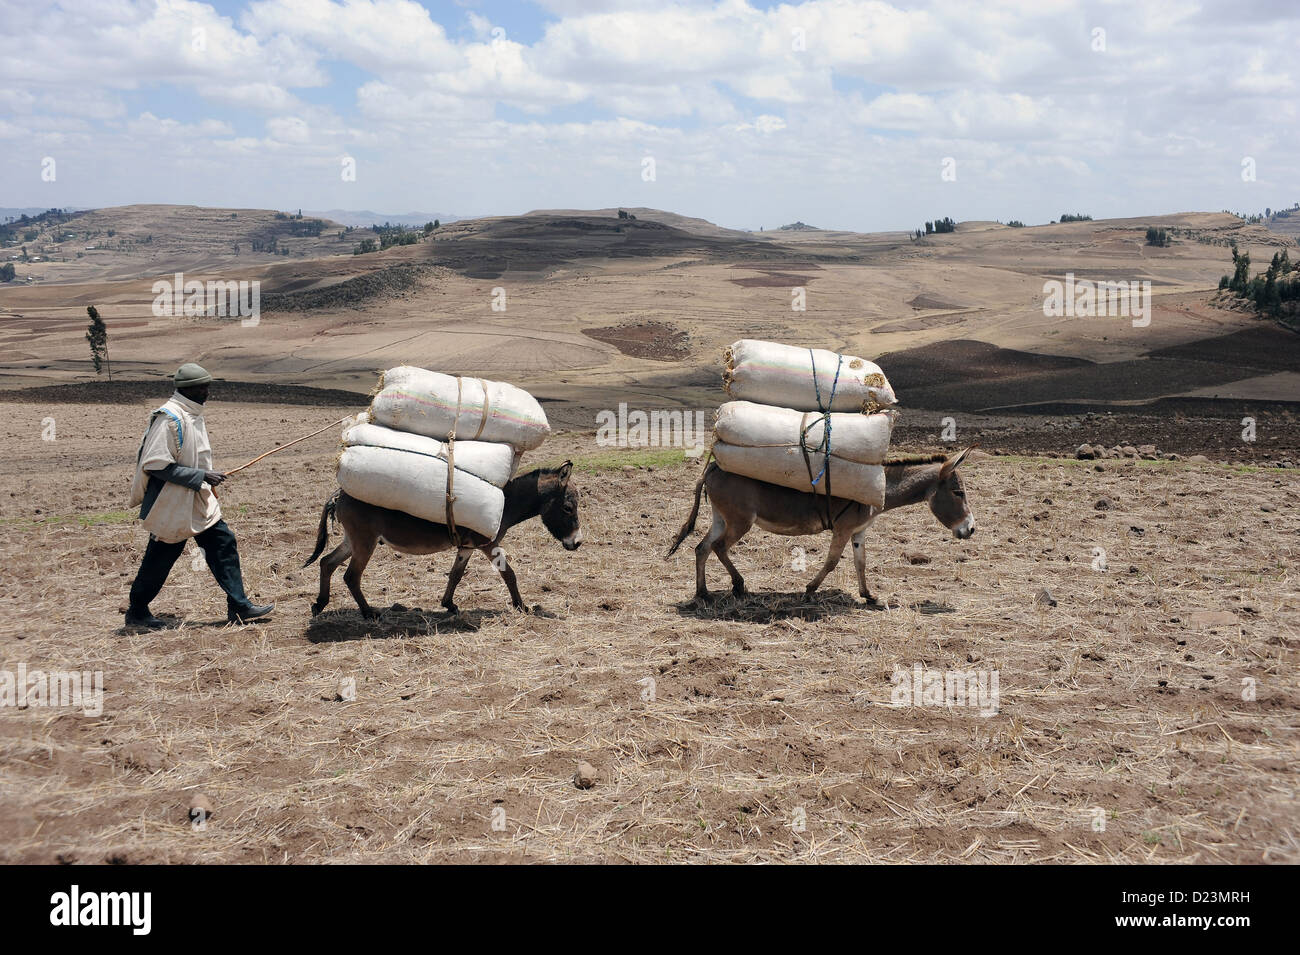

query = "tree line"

[{"left": 1219, "top": 243, "right": 1298, "bottom": 321}]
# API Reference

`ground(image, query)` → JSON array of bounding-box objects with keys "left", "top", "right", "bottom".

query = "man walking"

[{"left": 125, "top": 363, "right": 274, "bottom": 629}]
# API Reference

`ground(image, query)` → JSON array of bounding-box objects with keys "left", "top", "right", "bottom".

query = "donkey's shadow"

[
  {"left": 673, "top": 588, "right": 888, "bottom": 623},
  {"left": 305, "top": 603, "right": 557, "bottom": 643}
]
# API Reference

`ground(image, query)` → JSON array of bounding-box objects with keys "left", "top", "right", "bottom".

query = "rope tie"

[
  {"left": 797, "top": 349, "right": 843, "bottom": 530},
  {"left": 444, "top": 377, "right": 462, "bottom": 548},
  {"left": 472, "top": 377, "right": 490, "bottom": 440}
]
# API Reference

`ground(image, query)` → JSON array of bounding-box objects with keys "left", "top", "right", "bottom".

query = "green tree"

[
  {"left": 0, "top": 262, "right": 14, "bottom": 282},
  {"left": 1230, "top": 246, "right": 1251, "bottom": 292},
  {"left": 86, "top": 305, "right": 111, "bottom": 379}
]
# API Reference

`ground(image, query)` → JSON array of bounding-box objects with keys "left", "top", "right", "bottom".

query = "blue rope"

[{"left": 803, "top": 349, "right": 842, "bottom": 489}]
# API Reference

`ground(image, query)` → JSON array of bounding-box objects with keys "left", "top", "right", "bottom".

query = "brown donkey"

[
  {"left": 304, "top": 463, "right": 581, "bottom": 617},
  {"left": 667, "top": 448, "right": 975, "bottom": 603}
]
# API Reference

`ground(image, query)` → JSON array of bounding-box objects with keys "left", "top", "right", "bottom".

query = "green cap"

[{"left": 174, "top": 363, "right": 213, "bottom": 387}]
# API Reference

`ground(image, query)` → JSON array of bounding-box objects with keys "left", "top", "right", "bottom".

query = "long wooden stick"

[{"left": 225, "top": 415, "right": 353, "bottom": 476}]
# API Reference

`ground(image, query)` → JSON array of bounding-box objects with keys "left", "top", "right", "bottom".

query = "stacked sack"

[
  {"left": 336, "top": 366, "right": 550, "bottom": 538},
  {"left": 712, "top": 340, "right": 897, "bottom": 508}
]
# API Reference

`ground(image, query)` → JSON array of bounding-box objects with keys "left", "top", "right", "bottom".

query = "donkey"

[
  {"left": 304, "top": 462, "right": 581, "bottom": 618},
  {"left": 666, "top": 448, "right": 975, "bottom": 603}
]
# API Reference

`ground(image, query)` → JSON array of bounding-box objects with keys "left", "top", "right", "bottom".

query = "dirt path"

[{"left": 0, "top": 402, "right": 1295, "bottom": 863}]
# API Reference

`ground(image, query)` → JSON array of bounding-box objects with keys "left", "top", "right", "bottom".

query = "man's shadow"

[{"left": 119, "top": 613, "right": 274, "bottom": 634}]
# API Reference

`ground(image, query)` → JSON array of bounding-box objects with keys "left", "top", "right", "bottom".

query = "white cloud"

[
  {"left": 0, "top": 0, "right": 1295, "bottom": 228},
  {"left": 730, "top": 115, "right": 787, "bottom": 134},
  {"left": 127, "top": 112, "right": 236, "bottom": 139}
]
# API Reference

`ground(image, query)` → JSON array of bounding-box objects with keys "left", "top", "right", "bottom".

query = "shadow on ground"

[
  {"left": 672, "top": 589, "right": 888, "bottom": 623},
  {"left": 304, "top": 603, "right": 558, "bottom": 642}
]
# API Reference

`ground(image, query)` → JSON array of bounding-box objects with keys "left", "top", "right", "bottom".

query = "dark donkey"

[
  {"left": 304, "top": 462, "right": 581, "bottom": 617},
  {"left": 667, "top": 448, "right": 976, "bottom": 603}
]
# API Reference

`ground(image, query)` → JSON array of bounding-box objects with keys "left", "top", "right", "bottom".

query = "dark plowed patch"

[
  {"left": 728, "top": 272, "right": 817, "bottom": 287},
  {"left": 726, "top": 263, "right": 824, "bottom": 270},
  {"left": 1145, "top": 324, "right": 1300, "bottom": 372},
  {"left": 908, "top": 294, "right": 968, "bottom": 310},
  {"left": 881, "top": 340, "right": 1092, "bottom": 387},
  {"left": 879, "top": 337, "right": 1300, "bottom": 415},
  {"left": 261, "top": 264, "right": 429, "bottom": 312},
  {"left": 0, "top": 380, "right": 369, "bottom": 406},
  {"left": 581, "top": 321, "right": 689, "bottom": 361}
]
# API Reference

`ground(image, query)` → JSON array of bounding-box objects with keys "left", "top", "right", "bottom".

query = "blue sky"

[{"left": 1, "top": 0, "right": 1297, "bottom": 231}]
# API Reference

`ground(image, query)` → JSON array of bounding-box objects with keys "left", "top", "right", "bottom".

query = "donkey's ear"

[
  {"left": 556, "top": 460, "right": 573, "bottom": 483},
  {"left": 940, "top": 444, "right": 977, "bottom": 479}
]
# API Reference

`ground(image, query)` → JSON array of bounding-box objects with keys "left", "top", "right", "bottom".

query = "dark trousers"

[{"left": 128, "top": 519, "right": 251, "bottom": 616}]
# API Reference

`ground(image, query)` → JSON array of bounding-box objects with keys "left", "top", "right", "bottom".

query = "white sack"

[
  {"left": 342, "top": 422, "right": 515, "bottom": 488},
  {"left": 724, "top": 340, "right": 897, "bottom": 412},
  {"left": 713, "top": 440, "right": 887, "bottom": 509},
  {"left": 369, "top": 366, "right": 550, "bottom": 451},
  {"left": 337, "top": 444, "right": 505, "bottom": 539},
  {"left": 714, "top": 401, "right": 893, "bottom": 465}
]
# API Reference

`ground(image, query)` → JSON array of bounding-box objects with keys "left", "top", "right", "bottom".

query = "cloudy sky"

[{"left": 1, "top": 0, "right": 1296, "bottom": 231}]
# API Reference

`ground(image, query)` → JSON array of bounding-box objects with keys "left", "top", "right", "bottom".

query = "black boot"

[
  {"left": 195, "top": 520, "right": 273, "bottom": 623},
  {"left": 229, "top": 601, "right": 275, "bottom": 623},
  {"left": 125, "top": 606, "right": 168, "bottom": 630}
]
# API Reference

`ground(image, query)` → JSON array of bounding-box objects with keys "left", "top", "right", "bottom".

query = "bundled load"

[
  {"left": 336, "top": 368, "right": 551, "bottom": 539},
  {"left": 369, "top": 366, "right": 550, "bottom": 451},
  {"left": 341, "top": 423, "right": 515, "bottom": 487},
  {"left": 337, "top": 442, "right": 506, "bottom": 537},
  {"left": 724, "top": 339, "right": 896, "bottom": 413},
  {"left": 711, "top": 341, "right": 897, "bottom": 509}
]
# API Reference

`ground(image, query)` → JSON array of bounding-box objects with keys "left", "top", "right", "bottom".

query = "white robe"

[{"left": 129, "top": 392, "right": 222, "bottom": 543}]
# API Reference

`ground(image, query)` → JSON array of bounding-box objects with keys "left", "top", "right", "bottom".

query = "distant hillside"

[
  {"left": 0, "top": 207, "right": 91, "bottom": 222},
  {"left": 2, "top": 204, "right": 358, "bottom": 275},
  {"left": 411, "top": 213, "right": 792, "bottom": 279},
  {"left": 522, "top": 207, "right": 750, "bottom": 239},
  {"left": 304, "top": 209, "right": 462, "bottom": 229},
  {"left": 777, "top": 221, "right": 819, "bottom": 231},
  {"left": 1264, "top": 210, "right": 1300, "bottom": 239}
]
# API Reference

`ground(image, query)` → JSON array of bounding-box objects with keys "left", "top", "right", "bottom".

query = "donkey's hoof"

[
  {"left": 694, "top": 590, "right": 715, "bottom": 604},
  {"left": 731, "top": 585, "right": 748, "bottom": 597},
  {"left": 360, "top": 609, "right": 381, "bottom": 620},
  {"left": 310, "top": 602, "right": 326, "bottom": 616},
  {"left": 442, "top": 603, "right": 459, "bottom": 616}
]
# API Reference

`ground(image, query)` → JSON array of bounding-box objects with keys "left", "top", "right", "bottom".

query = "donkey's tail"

[
  {"left": 302, "top": 490, "right": 340, "bottom": 567},
  {"left": 666, "top": 461, "right": 715, "bottom": 558}
]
